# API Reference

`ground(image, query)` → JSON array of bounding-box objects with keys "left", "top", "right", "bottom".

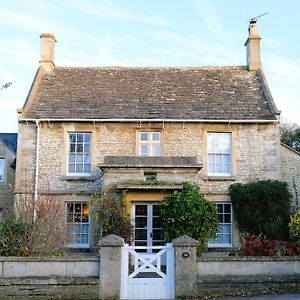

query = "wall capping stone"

[
  {"left": 173, "top": 235, "right": 198, "bottom": 247},
  {"left": 98, "top": 234, "right": 124, "bottom": 247}
]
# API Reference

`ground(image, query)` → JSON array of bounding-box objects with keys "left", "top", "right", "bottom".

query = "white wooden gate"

[{"left": 120, "top": 243, "right": 175, "bottom": 300}]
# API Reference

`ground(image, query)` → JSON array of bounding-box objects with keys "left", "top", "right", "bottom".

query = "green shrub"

[
  {"left": 230, "top": 180, "right": 291, "bottom": 240},
  {"left": 159, "top": 182, "right": 218, "bottom": 251},
  {"left": 289, "top": 209, "right": 300, "bottom": 244},
  {"left": 0, "top": 219, "right": 30, "bottom": 256}
]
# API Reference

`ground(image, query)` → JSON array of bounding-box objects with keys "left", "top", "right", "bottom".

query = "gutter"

[{"left": 19, "top": 118, "right": 279, "bottom": 124}]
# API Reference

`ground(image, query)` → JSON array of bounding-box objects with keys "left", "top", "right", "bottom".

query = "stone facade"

[
  {"left": 15, "top": 122, "right": 281, "bottom": 194},
  {"left": 14, "top": 120, "right": 281, "bottom": 248},
  {"left": 281, "top": 143, "right": 300, "bottom": 208}
]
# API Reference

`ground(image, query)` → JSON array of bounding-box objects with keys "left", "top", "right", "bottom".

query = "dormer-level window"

[
  {"left": 0, "top": 158, "right": 4, "bottom": 182},
  {"left": 139, "top": 132, "right": 161, "bottom": 156},
  {"left": 208, "top": 133, "right": 232, "bottom": 176},
  {"left": 68, "top": 133, "right": 91, "bottom": 175}
]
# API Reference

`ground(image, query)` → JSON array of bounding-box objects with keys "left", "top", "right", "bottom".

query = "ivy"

[{"left": 230, "top": 180, "right": 291, "bottom": 240}]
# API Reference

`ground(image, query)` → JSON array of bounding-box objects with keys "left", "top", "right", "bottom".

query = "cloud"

[
  {"left": 191, "top": 0, "right": 227, "bottom": 38},
  {"left": 71, "top": 0, "right": 167, "bottom": 27}
]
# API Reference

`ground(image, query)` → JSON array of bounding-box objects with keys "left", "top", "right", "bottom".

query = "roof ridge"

[{"left": 53, "top": 65, "right": 247, "bottom": 70}]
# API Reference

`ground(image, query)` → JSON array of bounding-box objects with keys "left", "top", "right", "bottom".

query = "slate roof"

[
  {"left": 0, "top": 133, "right": 18, "bottom": 153},
  {"left": 23, "top": 66, "right": 277, "bottom": 121}
]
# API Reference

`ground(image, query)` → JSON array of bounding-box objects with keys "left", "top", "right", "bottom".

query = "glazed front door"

[{"left": 133, "top": 203, "right": 164, "bottom": 253}]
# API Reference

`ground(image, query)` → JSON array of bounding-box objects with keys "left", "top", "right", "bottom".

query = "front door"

[{"left": 133, "top": 203, "right": 164, "bottom": 253}]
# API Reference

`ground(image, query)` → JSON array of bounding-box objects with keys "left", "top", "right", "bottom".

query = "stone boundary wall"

[
  {"left": 197, "top": 256, "right": 300, "bottom": 277},
  {"left": 0, "top": 256, "right": 99, "bottom": 278},
  {"left": 0, "top": 256, "right": 99, "bottom": 299},
  {"left": 196, "top": 256, "right": 300, "bottom": 296}
]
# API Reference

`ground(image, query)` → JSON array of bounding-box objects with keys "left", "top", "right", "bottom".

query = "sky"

[{"left": 0, "top": 0, "right": 299, "bottom": 133}]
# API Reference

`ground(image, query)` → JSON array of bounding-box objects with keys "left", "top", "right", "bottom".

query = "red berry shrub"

[{"left": 239, "top": 235, "right": 300, "bottom": 256}]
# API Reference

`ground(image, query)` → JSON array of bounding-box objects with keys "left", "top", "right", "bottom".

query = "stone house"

[
  {"left": 15, "top": 21, "right": 288, "bottom": 251},
  {"left": 0, "top": 133, "right": 17, "bottom": 221}
]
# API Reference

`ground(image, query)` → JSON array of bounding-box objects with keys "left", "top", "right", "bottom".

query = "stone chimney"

[
  {"left": 244, "top": 20, "right": 261, "bottom": 71},
  {"left": 39, "top": 33, "right": 57, "bottom": 72}
]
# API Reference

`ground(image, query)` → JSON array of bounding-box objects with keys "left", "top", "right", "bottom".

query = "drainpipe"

[{"left": 33, "top": 120, "right": 40, "bottom": 220}]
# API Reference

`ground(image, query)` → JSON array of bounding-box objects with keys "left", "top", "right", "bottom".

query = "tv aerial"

[{"left": 249, "top": 12, "right": 269, "bottom": 24}]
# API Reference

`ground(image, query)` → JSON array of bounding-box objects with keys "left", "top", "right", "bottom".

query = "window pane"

[
  {"left": 68, "top": 164, "right": 75, "bottom": 173},
  {"left": 77, "top": 134, "right": 84, "bottom": 142},
  {"left": 140, "top": 132, "right": 148, "bottom": 141},
  {"left": 135, "top": 216, "right": 147, "bottom": 228},
  {"left": 224, "top": 204, "right": 231, "bottom": 213},
  {"left": 70, "top": 143, "right": 76, "bottom": 153},
  {"left": 76, "top": 154, "right": 83, "bottom": 163},
  {"left": 84, "top": 164, "right": 91, "bottom": 173},
  {"left": 69, "top": 134, "right": 76, "bottom": 143},
  {"left": 76, "top": 164, "right": 83, "bottom": 173},
  {"left": 140, "top": 145, "right": 148, "bottom": 156},
  {"left": 135, "top": 229, "right": 147, "bottom": 240},
  {"left": 135, "top": 205, "right": 147, "bottom": 216},
  {"left": 84, "top": 154, "right": 91, "bottom": 164},
  {"left": 152, "top": 144, "right": 161, "bottom": 156},
  {"left": 152, "top": 132, "right": 160, "bottom": 141},
  {"left": 84, "top": 134, "right": 91, "bottom": 142},
  {"left": 224, "top": 214, "right": 231, "bottom": 223},
  {"left": 84, "top": 143, "right": 90, "bottom": 153},
  {"left": 217, "top": 204, "right": 224, "bottom": 213},
  {"left": 76, "top": 144, "right": 83, "bottom": 153}
]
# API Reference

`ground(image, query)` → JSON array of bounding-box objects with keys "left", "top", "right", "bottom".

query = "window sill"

[
  {"left": 60, "top": 175, "right": 97, "bottom": 181},
  {"left": 202, "top": 176, "right": 236, "bottom": 181}
]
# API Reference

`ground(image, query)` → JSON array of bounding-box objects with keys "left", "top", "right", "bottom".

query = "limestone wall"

[
  {"left": 281, "top": 144, "right": 300, "bottom": 208},
  {"left": 15, "top": 121, "right": 281, "bottom": 197}
]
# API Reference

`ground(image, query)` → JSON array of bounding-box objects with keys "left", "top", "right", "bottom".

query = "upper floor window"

[
  {"left": 68, "top": 133, "right": 91, "bottom": 175},
  {"left": 139, "top": 132, "right": 161, "bottom": 157},
  {"left": 208, "top": 133, "right": 231, "bottom": 176},
  {"left": 208, "top": 203, "right": 232, "bottom": 247},
  {"left": 0, "top": 158, "right": 4, "bottom": 182}
]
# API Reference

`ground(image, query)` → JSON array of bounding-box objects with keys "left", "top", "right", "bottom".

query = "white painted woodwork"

[{"left": 121, "top": 244, "right": 175, "bottom": 300}]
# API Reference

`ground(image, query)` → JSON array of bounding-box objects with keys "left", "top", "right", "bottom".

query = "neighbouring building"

[
  {"left": 281, "top": 143, "right": 300, "bottom": 208},
  {"left": 15, "top": 21, "right": 293, "bottom": 251},
  {"left": 0, "top": 133, "right": 17, "bottom": 221}
]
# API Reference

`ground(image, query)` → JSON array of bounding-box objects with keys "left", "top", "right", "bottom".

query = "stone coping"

[
  {"left": 117, "top": 184, "right": 183, "bottom": 190},
  {"left": 0, "top": 255, "right": 99, "bottom": 262},
  {"left": 99, "top": 156, "right": 202, "bottom": 169},
  {"left": 198, "top": 256, "right": 300, "bottom": 262}
]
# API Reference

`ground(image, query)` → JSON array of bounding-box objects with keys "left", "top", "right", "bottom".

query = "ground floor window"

[
  {"left": 208, "top": 202, "right": 232, "bottom": 247},
  {"left": 66, "top": 202, "right": 90, "bottom": 248}
]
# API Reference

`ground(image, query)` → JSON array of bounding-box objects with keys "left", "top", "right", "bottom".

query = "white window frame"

[
  {"left": 67, "top": 132, "right": 91, "bottom": 176},
  {"left": 207, "top": 132, "right": 232, "bottom": 176},
  {"left": 208, "top": 202, "right": 232, "bottom": 248},
  {"left": 0, "top": 158, "right": 4, "bottom": 183},
  {"left": 138, "top": 131, "right": 162, "bottom": 157},
  {"left": 65, "top": 201, "right": 90, "bottom": 248}
]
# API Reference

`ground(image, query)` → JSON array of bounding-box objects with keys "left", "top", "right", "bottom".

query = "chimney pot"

[{"left": 39, "top": 33, "right": 57, "bottom": 72}]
